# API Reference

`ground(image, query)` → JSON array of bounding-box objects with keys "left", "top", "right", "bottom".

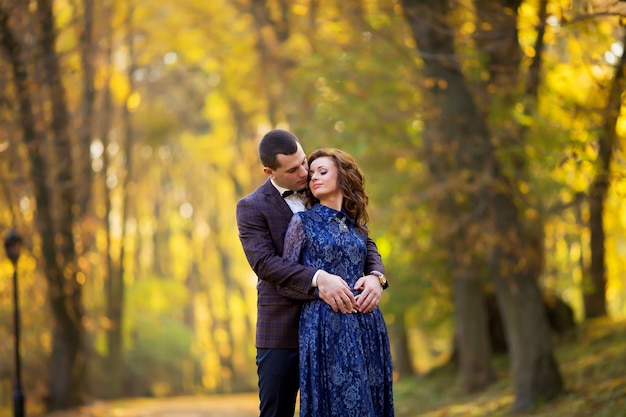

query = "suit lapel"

[{"left": 262, "top": 179, "right": 294, "bottom": 219}]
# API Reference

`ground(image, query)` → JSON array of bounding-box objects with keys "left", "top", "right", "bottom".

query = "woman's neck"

[{"left": 319, "top": 195, "right": 343, "bottom": 212}]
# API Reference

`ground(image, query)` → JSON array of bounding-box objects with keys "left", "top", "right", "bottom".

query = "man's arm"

[
  {"left": 364, "top": 236, "right": 385, "bottom": 275},
  {"left": 236, "top": 196, "right": 315, "bottom": 293},
  {"left": 237, "top": 195, "right": 355, "bottom": 313},
  {"left": 354, "top": 236, "right": 387, "bottom": 313}
]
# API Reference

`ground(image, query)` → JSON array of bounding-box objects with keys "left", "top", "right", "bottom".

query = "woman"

[{"left": 282, "top": 148, "right": 394, "bottom": 417}]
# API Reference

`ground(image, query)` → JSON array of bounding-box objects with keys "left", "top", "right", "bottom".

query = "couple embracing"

[{"left": 236, "top": 129, "right": 394, "bottom": 417}]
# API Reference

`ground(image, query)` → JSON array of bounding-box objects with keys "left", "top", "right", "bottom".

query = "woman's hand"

[{"left": 354, "top": 274, "right": 382, "bottom": 313}]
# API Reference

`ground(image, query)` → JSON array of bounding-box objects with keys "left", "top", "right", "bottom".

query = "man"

[{"left": 236, "top": 129, "right": 388, "bottom": 417}]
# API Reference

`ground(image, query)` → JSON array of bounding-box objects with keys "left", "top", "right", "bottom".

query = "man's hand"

[
  {"left": 354, "top": 274, "right": 383, "bottom": 313},
  {"left": 317, "top": 271, "right": 356, "bottom": 313}
]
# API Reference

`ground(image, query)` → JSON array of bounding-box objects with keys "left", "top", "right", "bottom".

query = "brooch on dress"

[{"left": 335, "top": 216, "right": 348, "bottom": 232}]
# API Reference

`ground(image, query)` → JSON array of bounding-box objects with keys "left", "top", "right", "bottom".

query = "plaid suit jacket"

[{"left": 236, "top": 179, "right": 385, "bottom": 349}]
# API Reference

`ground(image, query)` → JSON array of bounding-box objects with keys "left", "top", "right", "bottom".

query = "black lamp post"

[{"left": 4, "top": 230, "right": 25, "bottom": 417}]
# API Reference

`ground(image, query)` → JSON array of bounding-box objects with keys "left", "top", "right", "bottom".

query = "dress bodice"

[{"left": 283, "top": 204, "right": 368, "bottom": 288}]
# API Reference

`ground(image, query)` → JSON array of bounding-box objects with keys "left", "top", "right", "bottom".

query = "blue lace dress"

[{"left": 283, "top": 203, "right": 394, "bottom": 417}]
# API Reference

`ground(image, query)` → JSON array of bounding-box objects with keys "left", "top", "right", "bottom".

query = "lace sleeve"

[
  {"left": 278, "top": 214, "right": 318, "bottom": 300},
  {"left": 283, "top": 214, "right": 305, "bottom": 263}
]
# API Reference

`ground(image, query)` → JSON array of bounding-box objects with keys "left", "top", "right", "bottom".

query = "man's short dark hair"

[{"left": 258, "top": 129, "right": 300, "bottom": 169}]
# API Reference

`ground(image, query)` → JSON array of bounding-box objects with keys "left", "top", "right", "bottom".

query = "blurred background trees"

[{"left": 0, "top": 0, "right": 624, "bottom": 413}]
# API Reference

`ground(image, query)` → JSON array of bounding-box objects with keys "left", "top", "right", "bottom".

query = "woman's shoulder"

[{"left": 291, "top": 206, "right": 319, "bottom": 228}]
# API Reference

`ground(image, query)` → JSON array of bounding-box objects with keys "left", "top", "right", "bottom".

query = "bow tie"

[{"left": 282, "top": 189, "right": 306, "bottom": 198}]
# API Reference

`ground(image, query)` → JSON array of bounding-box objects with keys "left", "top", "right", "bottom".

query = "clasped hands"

[{"left": 317, "top": 271, "right": 382, "bottom": 314}]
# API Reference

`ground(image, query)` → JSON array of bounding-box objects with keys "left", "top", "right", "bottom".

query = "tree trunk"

[
  {"left": 153, "top": 176, "right": 173, "bottom": 277},
  {"left": 246, "top": 0, "right": 294, "bottom": 125},
  {"left": 388, "top": 314, "right": 415, "bottom": 379},
  {"left": 584, "top": 28, "right": 625, "bottom": 319},
  {"left": 1, "top": 9, "right": 65, "bottom": 409},
  {"left": 474, "top": 1, "right": 563, "bottom": 407},
  {"left": 489, "top": 172, "right": 563, "bottom": 411},
  {"left": 37, "top": 0, "right": 85, "bottom": 409},
  {"left": 77, "top": 0, "right": 95, "bottom": 216},
  {"left": 185, "top": 255, "right": 203, "bottom": 388},
  {"left": 401, "top": 0, "right": 563, "bottom": 410},
  {"left": 453, "top": 274, "right": 495, "bottom": 392},
  {"left": 99, "top": 2, "right": 117, "bottom": 395},
  {"left": 400, "top": 0, "right": 496, "bottom": 393},
  {"left": 105, "top": 0, "right": 137, "bottom": 398},
  {"left": 586, "top": 191, "right": 608, "bottom": 318}
]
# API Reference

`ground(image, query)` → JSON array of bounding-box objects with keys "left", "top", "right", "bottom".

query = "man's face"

[{"left": 264, "top": 143, "right": 309, "bottom": 191}]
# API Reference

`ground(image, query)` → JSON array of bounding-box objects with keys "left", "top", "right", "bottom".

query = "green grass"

[{"left": 394, "top": 318, "right": 626, "bottom": 416}]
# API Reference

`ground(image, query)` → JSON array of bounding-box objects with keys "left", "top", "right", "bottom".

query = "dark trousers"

[{"left": 257, "top": 348, "right": 299, "bottom": 417}]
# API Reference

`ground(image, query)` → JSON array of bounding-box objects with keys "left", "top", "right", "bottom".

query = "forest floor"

[
  {"left": 2, "top": 317, "right": 624, "bottom": 417},
  {"left": 393, "top": 317, "right": 626, "bottom": 417},
  {"left": 43, "top": 394, "right": 259, "bottom": 417}
]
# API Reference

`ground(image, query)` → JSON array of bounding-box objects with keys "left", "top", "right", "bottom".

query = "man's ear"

[{"left": 263, "top": 167, "right": 274, "bottom": 178}]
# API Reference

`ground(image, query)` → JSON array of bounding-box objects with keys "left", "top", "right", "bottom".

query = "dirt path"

[{"left": 44, "top": 393, "right": 260, "bottom": 417}]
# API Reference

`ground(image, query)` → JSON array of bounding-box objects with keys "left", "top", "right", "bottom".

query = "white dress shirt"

[{"left": 271, "top": 180, "right": 306, "bottom": 213}]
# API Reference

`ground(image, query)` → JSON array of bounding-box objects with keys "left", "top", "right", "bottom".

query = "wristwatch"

[{"left": 372, "top": 271, "right": 389, "bottom": 290}]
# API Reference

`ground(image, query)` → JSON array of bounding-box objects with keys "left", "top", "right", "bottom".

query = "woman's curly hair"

[{"left": 306, "top": 148, "right": 369, "bottom": 231}]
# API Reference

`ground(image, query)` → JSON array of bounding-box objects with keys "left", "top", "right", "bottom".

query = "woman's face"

[{"left": 309, "top": 156, "right": 340, "bottom": 200}]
